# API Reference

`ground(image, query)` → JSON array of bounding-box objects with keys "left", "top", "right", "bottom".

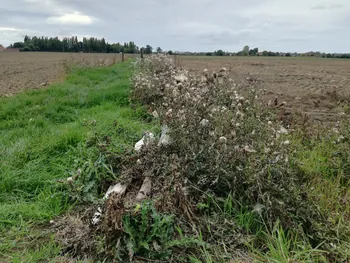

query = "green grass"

[
  {"left": 0, "top": 62, "right": 157, "bottom": 261},
  {"left": 251, "top": 222, "right": 327, "bottom": 263}
]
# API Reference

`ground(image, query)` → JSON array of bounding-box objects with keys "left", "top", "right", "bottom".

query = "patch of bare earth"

[
  {"left": 179, "top": 56, "right": 350, "bottom": 124},
  {"left": 0, "top": 52, "right": 134, "bottom": 96}
]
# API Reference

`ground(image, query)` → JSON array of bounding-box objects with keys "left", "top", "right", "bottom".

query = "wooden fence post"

[
  {"left": 122, "top": 52, "right": 125, "bottom": 62},
  {"left": 140, "top": 49, "right": 144, "bottom": 59}
]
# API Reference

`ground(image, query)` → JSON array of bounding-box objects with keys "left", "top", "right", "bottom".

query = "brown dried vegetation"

[{"left": 55, "top": 55, "right": 349, "bottom": 262}]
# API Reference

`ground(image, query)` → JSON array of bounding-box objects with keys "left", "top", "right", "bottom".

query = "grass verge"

[{"left": 0, "top": 62, "right": 157, "bottom": 262}]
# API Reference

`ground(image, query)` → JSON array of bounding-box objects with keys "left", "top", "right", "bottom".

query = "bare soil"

[
  {"left": 0, "top": 52, "right": 133, "bottom": 96},
  {"left": 1, "top": 53, "right": 349, "bottom": 123},
  {"left": 179, "top": 56, "right": 350, "bottom": 124}
]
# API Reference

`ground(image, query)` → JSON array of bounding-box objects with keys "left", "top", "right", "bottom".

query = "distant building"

[
  {"left": 0, "top": 45, "right": 5, "bottom": 51},
  {"left": 3, "top": 48, "right": 20, "bottom": 52}
]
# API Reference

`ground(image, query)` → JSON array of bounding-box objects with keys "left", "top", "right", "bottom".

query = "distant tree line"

[
  {"left": 185, "top": 45, "right": 350, "bottom": 59},
  {"left": 7, "top": 37, "right": 350, "bottom": 59},
  {"left": 9, "top": 35, "right": 154, "bottom": 54}
]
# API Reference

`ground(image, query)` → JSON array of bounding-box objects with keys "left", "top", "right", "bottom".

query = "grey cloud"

[
  {"left": 311, "top": 4, "right": 344, "bottom": 10},
  {"left": 330, "top": 4, "right": 344, "bottom": 9},
  {"left": 311, "top": 5, "right": 326, "bottom": 10}
]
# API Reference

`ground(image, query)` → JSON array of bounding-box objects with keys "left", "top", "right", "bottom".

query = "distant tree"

[
  {"left": 13, "top": 42, "right": 25, "bottom": 48},
  {"left": 206, "top": 52, "right": 213, "bottom": 56},
  {"left": 11, "top": 35, "right": 142, "bottom": 53},
  {"left": 215, "top": 49, "right": 224, "bottom": 56},
  {"left": 242, "top": 45, "right": 250, "bottom": 56},
  {"left": 285, "top": 52, "right": 291, "bottom": 57},
  {"left": 262, "top": 51, "right": 268, "bottom": 56},
  {"left": 339, "top": 54, "right": 350, "bottom": 59},
  {"left": 21, "top": 43, "right": 36, "bottom": 51},
  {"left": 24, "top": 35, "right": 30, "bottom": 43},
  {"left": 248, "top": 47, "right": 259, "bottom": 56},
  {"left": 144, "top": 45, "right": 153, "bottom": 54},
  {"left": 167, "top": 50, "right": 173, "bottom": 55},
  {"left": 156, "top": 47, "right": 162, "bottom": 53}
]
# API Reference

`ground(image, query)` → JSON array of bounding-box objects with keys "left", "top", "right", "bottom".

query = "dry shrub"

[
  {"left": 56, "top": 55, "right": 348, "bottom": 262},
  {"left": 130, "top": 54, "right": 317, "bottom": 228},
  {"left": 128, "top": 55, "right": 348, "bottom": 261},
  {"left": 54, "top": 214, "right": 95, "bottom": 256}
]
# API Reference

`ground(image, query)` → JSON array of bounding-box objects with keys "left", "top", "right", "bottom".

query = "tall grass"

[{"left": 0, "top": 61, "right": 157, "bottom": 261}]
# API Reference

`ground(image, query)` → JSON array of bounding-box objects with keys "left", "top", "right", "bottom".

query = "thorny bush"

[
  {"left": 128, "top": 54, "right": 349, "bottom": 261},
  {"left": 56, "top": 55, "right": 349, "bottom": 262}
]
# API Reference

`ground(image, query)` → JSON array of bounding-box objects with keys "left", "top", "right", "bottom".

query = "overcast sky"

[{"left": 0, "top": 0, "right": 349, "bottom": 52}]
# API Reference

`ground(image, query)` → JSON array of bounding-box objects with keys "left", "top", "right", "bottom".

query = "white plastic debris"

[
  {"left": 92, "top": 207, "right": 102, "bottom": 225},
  {"left": 92, "top": 183, "right": 127, "bottom": 225},
  {"left": 136, "top": 177, "right": 152, "bottom": 201},
  {"left": 134, "top": 139, "right": 144, "bottom": 152},
  {"left": 134, "top": 132, "right": 155, "bottom": 152},
  {"left": 104, "top": 183, "right": 127, "bottom": 199},
  {"left": 151, "top": 110, "right": 159, "bottom": 119},
  {"left": 158, "top": 125, "right": 171, "bottom": 146}
]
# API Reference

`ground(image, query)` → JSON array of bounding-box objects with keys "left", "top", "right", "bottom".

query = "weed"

[
  {"left": 0, "top": 61, "right": 157, "bottom": 260},
  {"left": 98, "top": 201, "right": 204, "bottom": 262},
  {"left": 126, "top": 54, "right": 350, "bottom": 261},
  {"left": 251, "top": 222, "right": 327, "bottom": 263}
]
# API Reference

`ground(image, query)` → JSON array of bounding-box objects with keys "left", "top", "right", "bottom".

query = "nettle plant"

[{"left": 130, "top": 55, "right": 322, "bottom": 237}]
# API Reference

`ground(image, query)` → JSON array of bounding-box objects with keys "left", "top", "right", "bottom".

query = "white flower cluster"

[{"left": 131, "top": 54, "right": 292, "bottom": 163}]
